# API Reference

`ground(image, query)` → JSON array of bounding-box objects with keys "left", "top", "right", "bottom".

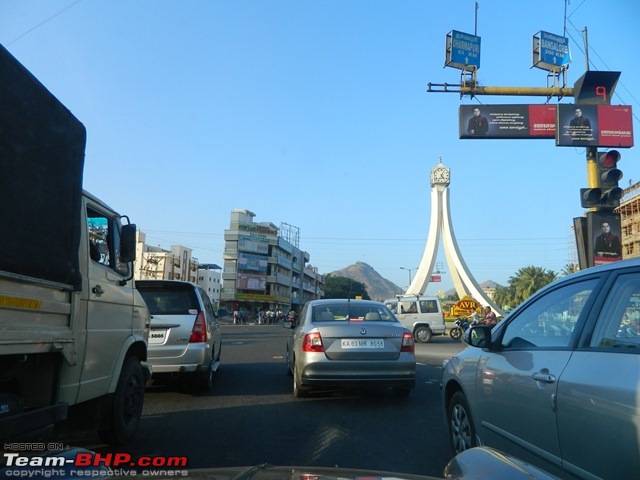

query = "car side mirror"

[{"left": 464, "top": 325, "right": 492, "bottom": 348}]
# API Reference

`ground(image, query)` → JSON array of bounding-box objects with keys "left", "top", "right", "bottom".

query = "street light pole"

[{"left": 400, "top": 267, "right": 417, "bottom": 286}]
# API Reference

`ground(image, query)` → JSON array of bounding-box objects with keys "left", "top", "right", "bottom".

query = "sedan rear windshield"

[
  {"left": 312, "top": 304, "right": 396, "bottom": 322},
  {"left": 138, "top": 287, "right": 200, "bottom": 315}
]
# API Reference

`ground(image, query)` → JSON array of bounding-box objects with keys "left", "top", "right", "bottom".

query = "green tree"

[
  {"left": 509, "top": 266, "right": 557, "bottom": 306},
  {"left": 445, "top": 292, "right": 460, "bottom": 302},
  {"left": 323, "top": 274, "right": 370, "bottom": 299},
  {"left": 492, "top": 284, "right": 516, "bottom": 310},
  {"left": 492, "top": 266, "right": 557, "bottom": 310},
  {"left": 561, "top": 263, "right": 580, "bottom": 276}
]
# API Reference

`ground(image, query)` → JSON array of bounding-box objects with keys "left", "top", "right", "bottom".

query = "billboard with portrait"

[
  {"left": 459, "top": 105, "right": 555, "bottom": 139},
  {"left": 556, "top": 104, "right": 633, "bottom": 147},
  {"left": 587, "top": 211, "right": 622, "bottom": 267}
]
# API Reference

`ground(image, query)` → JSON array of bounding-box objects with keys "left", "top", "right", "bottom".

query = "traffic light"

[
  {"left": 598, "top": 150, "right": 623, "bottom": 209},
  {"left": 580, "top": 187, "right": 602, "bottom": 208},
  {"left": 580, "top": 150, "right": 623, "bottom": 210}
]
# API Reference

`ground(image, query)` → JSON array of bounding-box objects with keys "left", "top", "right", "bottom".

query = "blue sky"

[{"left": 2, "top": 0, "right": 639, "bottom": 294}]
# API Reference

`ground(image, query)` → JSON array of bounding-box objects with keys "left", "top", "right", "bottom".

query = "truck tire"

[
  {"left": 98, "top": 356, "right": 145, "bottom": 445},
  {"left": 413, "top": 326, "right": 433, "bottom": 343}
]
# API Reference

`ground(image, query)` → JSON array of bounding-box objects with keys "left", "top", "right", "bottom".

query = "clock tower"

[
  {"left": 406, "top": 158, "right": 502, "bottom": 315},
  {"left": 430, "top": 158, "right": 451, "bottom": 188}
]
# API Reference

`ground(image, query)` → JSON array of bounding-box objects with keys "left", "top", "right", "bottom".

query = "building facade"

[
  {"left": 220, "top": 209, "right": 324, "bottom": 317},
  {"left": 135, "top": 231, "right": 198, "bottom": 283},
  {"left": 617, "top": 180, "right": 640, "bottom": 259},
  {"left": 197, "top": 264, "right": 222, "bottom": 306}
]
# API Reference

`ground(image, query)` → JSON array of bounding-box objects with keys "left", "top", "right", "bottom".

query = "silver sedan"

[{"left": 284, "top": 299, "right": 416, "bottom": 397}]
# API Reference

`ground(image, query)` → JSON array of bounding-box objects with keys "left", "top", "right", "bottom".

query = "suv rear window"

[{"left": 137, "top": 284, "right": 200, "bottom": 315}]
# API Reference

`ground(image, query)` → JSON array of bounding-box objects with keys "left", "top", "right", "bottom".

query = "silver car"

[
  {"left": 284, "top": 299, "right": 416, "bottom": 397},
  {"left": 136, "top": 280, "right": 222, "bottom": 391},
  {"left": 442, "top": 258, "right": 640, "bottom": 480}
]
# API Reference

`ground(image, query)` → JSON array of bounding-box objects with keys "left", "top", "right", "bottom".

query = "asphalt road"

[{"left": 12, "top": 325, "right": 467, "bottom": 478}]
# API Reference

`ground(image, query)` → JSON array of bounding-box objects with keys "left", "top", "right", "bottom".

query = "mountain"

[{"left": 329, "top": 262, "right": 402, "bottom": 301}]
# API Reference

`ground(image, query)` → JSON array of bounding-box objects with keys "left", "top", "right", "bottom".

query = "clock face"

[{"left": 433, "top": 167, "right": 450, "bottom": 183}]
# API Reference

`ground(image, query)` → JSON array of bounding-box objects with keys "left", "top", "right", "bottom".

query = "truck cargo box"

[{"left": 0, "top": 43, "right": 85, "bottom": 290}]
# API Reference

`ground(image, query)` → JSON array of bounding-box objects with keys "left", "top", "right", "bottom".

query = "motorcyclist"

[{"left": 483, "top": 306, "right": 498, "bottom": 326}]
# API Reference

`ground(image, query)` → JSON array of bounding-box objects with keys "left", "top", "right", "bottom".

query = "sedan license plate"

[
  {"left": 341, "top": 338, "right": 384, "bottom": 349},
  {"left": 149, "top": 329, "right": 167, "bottom": 345}
]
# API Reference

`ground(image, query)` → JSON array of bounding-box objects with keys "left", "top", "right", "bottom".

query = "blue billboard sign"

[
  {"left": 532, "top": 31, "right": 571, "bottom": 72},
  {"left": 445, "top": 30, "right": 481, "bottom": 71}
]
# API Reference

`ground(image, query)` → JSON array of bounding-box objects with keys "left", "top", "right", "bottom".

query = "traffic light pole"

[{"left": 586, "top": 147, "right": 599, "bottom": 191}]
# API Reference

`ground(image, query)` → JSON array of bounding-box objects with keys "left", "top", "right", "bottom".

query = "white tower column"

[{"left": 406, "top": 159, "right": 503, "bottom": 316}]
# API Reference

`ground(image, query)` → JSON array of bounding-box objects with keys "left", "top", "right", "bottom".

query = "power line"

[{"left": 7, "top": 1, "right": 83, "bottom": 46}]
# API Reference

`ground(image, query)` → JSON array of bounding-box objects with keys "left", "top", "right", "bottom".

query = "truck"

[
  {"left": 0, "top": 44, "right": 150, "bottom": 445},
  {"left": 384, "top": 295, "right": 446, "bottom": 343}
]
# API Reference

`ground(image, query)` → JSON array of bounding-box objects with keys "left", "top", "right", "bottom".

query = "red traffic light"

[{"left": 599, "top": 150, "right": 621, "bottom": 168}]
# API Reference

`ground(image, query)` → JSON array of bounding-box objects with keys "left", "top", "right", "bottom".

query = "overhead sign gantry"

[{"left": 429, "top": 26, "right": 635, "bottom": 270}]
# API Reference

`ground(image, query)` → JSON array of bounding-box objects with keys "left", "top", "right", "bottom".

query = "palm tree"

[
  {"left": 509, "top": 266, "right": 557, "bottom": 305},
  {"left": 492, "top": 284, "right": 516, "bottom": 310},
  {"left": 561, "top": 263, "right": 580, "bottom": 276}
]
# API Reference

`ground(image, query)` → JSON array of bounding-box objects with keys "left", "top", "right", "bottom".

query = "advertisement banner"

[
  {"left": 587, "top": 211, "right": 622, "bottom": 267},
  {"left": 237, "top": 252, "right": 268, "bottom": 272},
  {"left": 556, "top": 104, "right": 634, "bottom": 147},
  {"left": 238, "top": 235, "right": 269, "bottom": 254},
  {"left": 237, "top": 272, "right": 267, "bottom": 291},
  {"left": 459, "top": 104, "right": 555, "bottom": 139}
]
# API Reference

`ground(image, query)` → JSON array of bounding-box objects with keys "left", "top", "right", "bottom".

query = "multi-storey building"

[
  {"left": 617, "top": 180, "right": 640, "bottom": 259},
  {"left": 135, "top": 231, "right": 198, "bottom": 282},
  {"left": 197, "top": 263, "right": 222, "bottom": 306},
  {"left": 220, "top": 209, "right": 324, "bottom": 317}
]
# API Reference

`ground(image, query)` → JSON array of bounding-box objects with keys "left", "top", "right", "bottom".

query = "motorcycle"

[{"left": 449, "top": 317, "right": 479, "bottom": 340}]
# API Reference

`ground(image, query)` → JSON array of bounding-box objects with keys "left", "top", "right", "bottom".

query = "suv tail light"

[
  {"left": 189, "top": 312, "right": 207, "bottom": 343},
  {"left": 302, "top": 332, "right": 324, "bottom": 352},
  {"left": 401, "top": 332, "right": 414, "bottom": 352}
]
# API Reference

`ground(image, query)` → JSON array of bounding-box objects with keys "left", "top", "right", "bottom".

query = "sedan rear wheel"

[
  {"left": 286, "top": 347, "right": 293, "bottom": 376},
  {"left": 293, "top": 362, "right": 308, "bottom": 398},
  {"left": 448, "top": 391, "right": 476, "bottom": 454}
]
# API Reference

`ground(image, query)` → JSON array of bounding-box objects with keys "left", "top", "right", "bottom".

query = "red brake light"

[
  {"left": 401, "top": 332, "right": 414, "bottom": 352},
  {"left": 189, "top": 312, "right": 207, "bottom": 343},
  {"left": 302, "top": 332, "right": 324, "bottom": 352}
]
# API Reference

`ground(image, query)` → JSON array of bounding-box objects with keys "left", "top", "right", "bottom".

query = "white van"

[{"left": 384, "top": 295, "right": 446, "bottom": 343}]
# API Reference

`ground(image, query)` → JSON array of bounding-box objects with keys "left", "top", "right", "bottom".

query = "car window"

[
  {"left": 199, "top": 288, "right": 216, "bottom": 320},
  {"left": 420, "top": 300, "right": 439, "bottom": 313},
  {"left": 87, "top": 206, "right": 129, "bottom": 277},
  {"left": 312, "top": 304, "right": 395, "bottom": 322},
  {"left": 500, "top": 279, "right": 598, "bottom": 349},
  {"left": 399, "top": 300, "right": 418, "bottom": 314},
  {"left": 590, "top": 273, "right": 640, "bottom": 349},
  {"left": 138, "top": 288, "right": 199, "bottom": 315}
]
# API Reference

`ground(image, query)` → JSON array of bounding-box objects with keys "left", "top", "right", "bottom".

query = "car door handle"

[
  {"left": 92, "top": 284, "right": 105, "bottom": 296},
  {"left": 532, "top": 371, "right": 557, "bottom": 383}
]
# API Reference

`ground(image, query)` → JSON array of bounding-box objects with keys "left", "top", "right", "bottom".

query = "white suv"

[
  {"left": 136, "top": 280, "right": 222, "bottom": 391},
  {"left": 384, "top": 295, "right": 446, "bottom": 343}
]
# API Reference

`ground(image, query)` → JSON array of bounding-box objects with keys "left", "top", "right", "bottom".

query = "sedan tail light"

[
  {"left": 302, "top": 332, "right": 324, "bottom": 352},
  {"left": 401, "top": 332, "right": 414, "bottom": 352},
  {"left": 189, "top": 312, "right": 207, "bottom": 343}
]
